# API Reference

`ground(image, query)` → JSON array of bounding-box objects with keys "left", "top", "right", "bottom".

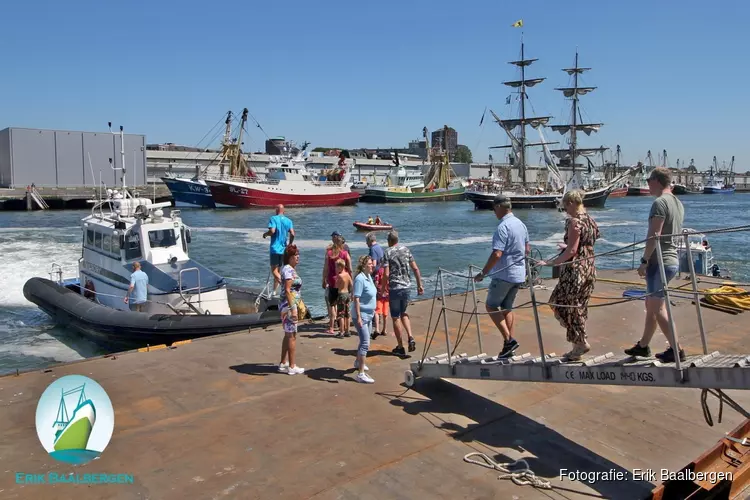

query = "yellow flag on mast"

[{"left": 511, "top": 19, "right": 523, "bottom": 28}]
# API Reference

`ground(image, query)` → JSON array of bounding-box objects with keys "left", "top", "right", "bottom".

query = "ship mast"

[
  {"left": 489, "top": 37, "right": 553, "bottom": 185},
  {"left": 229, "top": 108, "right": 249, "bottom": 177},
  {"left": 549, "top": 51, "right": 606, "bottom": 175}
]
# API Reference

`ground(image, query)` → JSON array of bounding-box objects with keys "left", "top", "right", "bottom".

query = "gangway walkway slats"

[{"left": 409, "top": 350, "right": 750, "bottom": 390}]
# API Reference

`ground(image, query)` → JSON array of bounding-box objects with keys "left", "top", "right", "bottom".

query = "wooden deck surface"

[{"left": 1, "top": 269, "right": 748, "bottom": 499}]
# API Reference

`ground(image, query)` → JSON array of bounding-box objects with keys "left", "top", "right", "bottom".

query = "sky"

[{"left": 0, "top": 0, "right": 747, "bottom": 171}]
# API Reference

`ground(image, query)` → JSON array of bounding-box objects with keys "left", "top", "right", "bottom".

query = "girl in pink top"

[{"left": 322, "top": 232, "right": 351, "bottom": 334}]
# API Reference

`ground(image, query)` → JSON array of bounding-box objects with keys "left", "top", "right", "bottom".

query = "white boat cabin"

[{"left": 77, "top": 192, "right": 231, "bottom": 315}]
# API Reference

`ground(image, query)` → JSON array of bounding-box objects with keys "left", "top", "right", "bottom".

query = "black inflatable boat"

[{"left": 24, "top": 277, "right": 283, "bottom": 349}]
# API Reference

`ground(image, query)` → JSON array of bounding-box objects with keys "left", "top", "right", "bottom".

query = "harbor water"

[{"left": 1, "top": 195, "right": 748, "bottom": 377}]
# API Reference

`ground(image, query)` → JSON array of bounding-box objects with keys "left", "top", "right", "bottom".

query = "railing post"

[
  {"left": 684, "top": 230, "right": 708, "bottom": 354},
  {"left": 654, "top": 235, "right": 683, "bottom": 376},
  {"left": 632, "top": 233, "right": 636, "bottom": 270},
  {"left": 438, "top": 270, "right": 454, "bottom": 367},
  {"left": 526, "top": 257, "right": 549, "bottom": 377},
  {"left": 468, "top": 265, "right": 484, "bottom": 354}
]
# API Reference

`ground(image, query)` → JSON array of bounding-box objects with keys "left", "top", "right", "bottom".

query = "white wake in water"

[
  {"left": 0, "top": 229, "right": 87, "bottom": 369},
  {"left": 199, "top": 227, "right": 492, "bottom": 250}
]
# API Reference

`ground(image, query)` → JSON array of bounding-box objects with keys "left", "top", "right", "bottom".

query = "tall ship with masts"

[
  {"left": 465, "top": 38, "right": 563, "bottom": 209},
  {"left": 161, "top": 109, "right": 257, "bottom": 208},
  {"left": 547, "top": 51, "right": 630, "bottom": 207},
  {"left": 360, "top": 126, "right": 466, "bottom": 203},
  {"left": 466, "top": 42, "right": 632, "bottom": 210}
]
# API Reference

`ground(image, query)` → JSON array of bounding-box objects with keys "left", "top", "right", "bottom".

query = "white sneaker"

[
  {"left": 287, "top": 366, "right": 305, "bottom": 375},
  {"left": 278, "top": 362, "right": 289, "bottom": 373},
  {"left": 354, "top": 360, "right": 369, "bottom": 371},
  {"left": 356, "top": 372, "right": 374, "bottom": 384}
]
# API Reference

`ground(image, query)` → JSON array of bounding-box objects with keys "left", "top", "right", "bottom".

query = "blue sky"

[{"left": 1, "top": 0, "right": 746, "bottom": 171}]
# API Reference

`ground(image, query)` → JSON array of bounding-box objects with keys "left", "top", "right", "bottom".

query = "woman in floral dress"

[
  {"left": 539, "top": 190, "right": 601, "bottom": 361},
  {"left": 278, "top": 245, "right": 305, "bottom": 375}
]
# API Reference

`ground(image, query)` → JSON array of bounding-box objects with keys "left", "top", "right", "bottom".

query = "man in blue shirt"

[
  {"left": 124, "top": 261, "right": 149, "bottom": 312},
  {"left": 263, "top": 204, "right": 295, "bottom": 295},
  {"left": 474, "top": 195, "right": 530, "bottom": 359},
  {"left": 365, "top": 232, "right": 384, "bottom": 274}
]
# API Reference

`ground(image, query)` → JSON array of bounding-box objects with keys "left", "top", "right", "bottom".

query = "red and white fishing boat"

[
  {"left": 609, "top": 184, "right": 629, "bottom": 198},
  {"left": 206, "top": 151, "right": 360, "bottom": 208}
]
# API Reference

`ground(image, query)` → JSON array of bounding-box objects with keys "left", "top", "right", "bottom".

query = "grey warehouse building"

[{"left": 0, "top": 127, "right": 147, "bottom": 189}]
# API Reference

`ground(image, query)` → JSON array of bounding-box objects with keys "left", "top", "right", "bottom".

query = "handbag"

[{"left": 296, "top": 298, "right": 309, "bottom": 320}]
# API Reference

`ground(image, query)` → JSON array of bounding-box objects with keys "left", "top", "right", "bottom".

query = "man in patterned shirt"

[{"left": 380, "top": 230, "right": 424, "bottom": 355}]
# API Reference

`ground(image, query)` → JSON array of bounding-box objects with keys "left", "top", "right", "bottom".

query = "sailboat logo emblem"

[{"left": 35, "top": 375, "right": 115, "bottom": 465}]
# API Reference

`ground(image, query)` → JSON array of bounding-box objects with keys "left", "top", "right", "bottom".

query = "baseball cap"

[
  {"left": 331, "top": 231, "right": 342, "bottom": 237},
  {"left": 492, "top": 194, "right": 511, "bottom": 205}
]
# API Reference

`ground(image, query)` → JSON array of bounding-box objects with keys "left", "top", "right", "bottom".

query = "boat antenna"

[{"left": 108, "top": 122, "right": 127, "bottom": 194}]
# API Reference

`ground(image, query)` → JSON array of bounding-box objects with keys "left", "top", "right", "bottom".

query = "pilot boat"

[{"left": 23, "top": 125, "right": 284, "bottom": 348}]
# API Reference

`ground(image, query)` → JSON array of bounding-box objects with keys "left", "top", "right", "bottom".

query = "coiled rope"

[{"left": 464, "top": 452, "right": 552, "bottom": 490}]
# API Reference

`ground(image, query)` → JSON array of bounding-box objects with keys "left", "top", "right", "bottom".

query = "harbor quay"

[{"left": 1, "top": 269, "right": 749, "bottom": 499}]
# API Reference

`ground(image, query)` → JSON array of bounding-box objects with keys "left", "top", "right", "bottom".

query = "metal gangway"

[
  {"left": 406, "top": 225, "right": 750, "bottom": 400},
  {"left": 27, "top": 185, "right": 49, "bottom": 210}
]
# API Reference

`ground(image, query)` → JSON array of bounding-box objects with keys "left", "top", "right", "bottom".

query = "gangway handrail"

[{"left": 405, "top": 221, "right": 750, "bottom": 400}]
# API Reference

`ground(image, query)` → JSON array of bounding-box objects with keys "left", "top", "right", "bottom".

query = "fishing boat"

[
  {"left": 626, "top": 151, "right": 655, "bottom": 196},
  {"left": 360, "top": 128, "right": 466, "bottom": 203},
  {"left": 23, "top": 124, "right": 282, "bottom": 349},
  {"left": 603, "top": 147, "right": 630, "bottom": 198},
  {"left": 672, "top": 159, "right": 703, "bottom": 195},
  {"left": 703, "top": 156, "right": 736, "bottom": 194},
  {"left": 206, "top": 149, "right": 360, "bottom": 208},
  {"left": 161, "top": 109, "right": 259, "bottom": 208}
]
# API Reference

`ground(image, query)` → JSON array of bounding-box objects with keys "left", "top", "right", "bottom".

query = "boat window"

[
  {"left": 94, "top": 231, "right": 102, "bottom": 249},
  {"left": 124, "top": 231, "right": 142, "bottom": 260},
  {"left": 111, "top": 232, "right": 121, "bottom": 255},
  {"left": 148, "top": 229, "right": 177, "bottom": 249},
  {"left": 102, "top": 233, "right": 111, "bottom": 254},
  {"left": 86, "top": 229, "right": 94, "bottom": 246}
]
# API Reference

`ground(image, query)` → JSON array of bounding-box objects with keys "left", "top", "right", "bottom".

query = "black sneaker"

[
  {"left": 392, "top": 345, "right": 406, "bottom": 356},
  {"left": 498, "top": 339, "right": 519, "bottom": 359},
  {"left": 370, "top": 331, "right": 379, "bottom": 340},
  {"left": 655, "top": 347, "right": 686, "bottom": 363},
  {"left": 344, "top": 332, "right": 351, "bottom": 338},
  {"left": 408, "top": 337, "right": 416, "bottom": 352},
  {"left": 624, "top": 342, "right": 651, "bottom": 357}
]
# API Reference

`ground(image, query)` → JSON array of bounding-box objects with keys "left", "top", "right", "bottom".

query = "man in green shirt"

[{"left": 625, "top": 167, "right": 686, "bottom": 362}]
